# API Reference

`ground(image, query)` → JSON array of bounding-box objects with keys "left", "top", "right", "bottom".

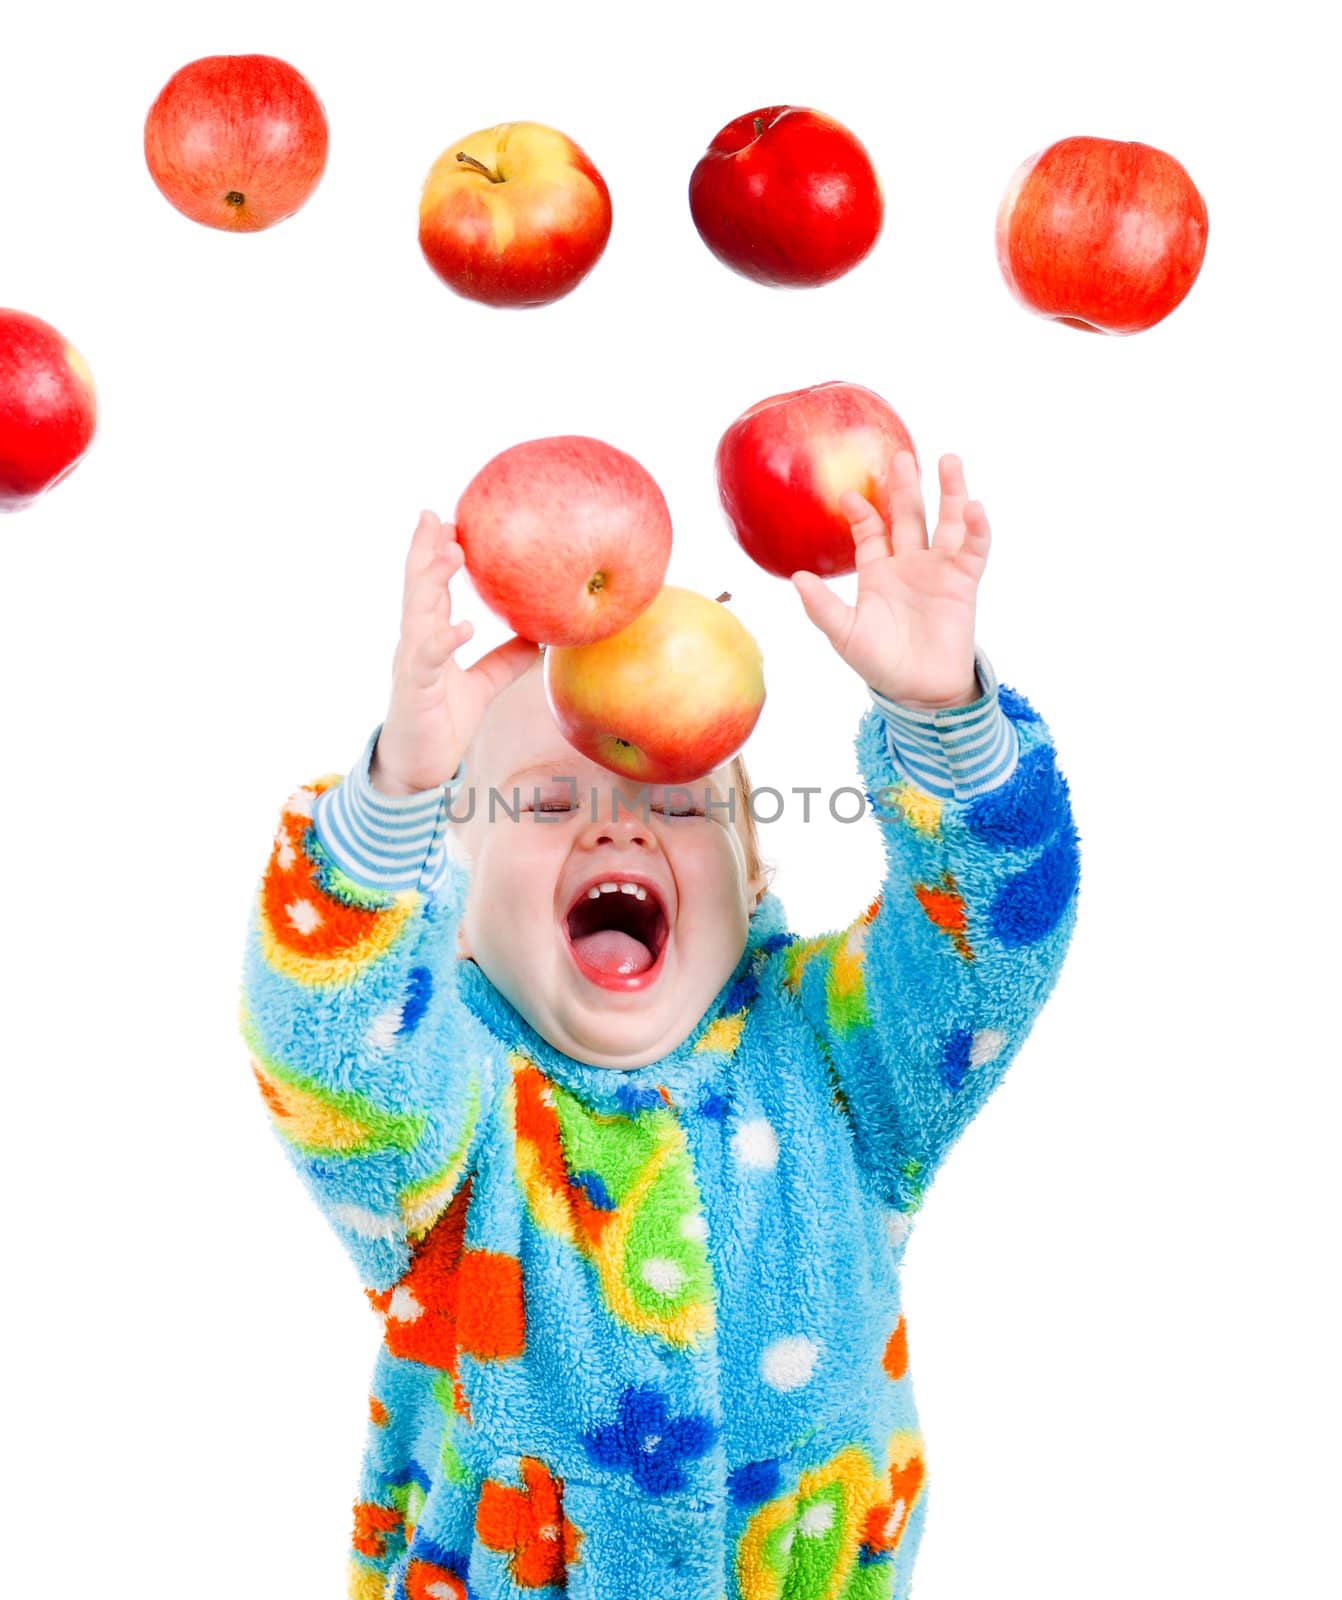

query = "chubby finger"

[
  {"left": 961, "top": 500, "right": 992, "bottom": 565},
  {"left": 838, "top": 490, "right": 892, "bottom": 567},
  {"left": 792, "top": 570, "right": 854, "bottom": 652},
  {"left": 887, "top": 449, "right": 928, "bottom": 553},
  {"left": 439, "top": 618, "right": 475, "bottom": 661},
  {"left": 399, "top": 617, "right": 474, "bottom": 688},
  {"left": 931, "top": 454, "right": 970, "bottom": 555},
  {"left": 402, "top": 509, "right": 444, "bottom": 611},
  {"left": 404, "top": 547, "right": 464, "bottom": 629},
  {"left": 938, "top": 452, "right": 968, "bottom": 523},
  {"left": 468, "top": 634, "right": 542, "bottom": 701}
]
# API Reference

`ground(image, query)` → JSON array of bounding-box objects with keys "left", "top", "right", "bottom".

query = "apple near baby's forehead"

[{"left": 466, "top": 674, "right": 732, "bottom": 810}]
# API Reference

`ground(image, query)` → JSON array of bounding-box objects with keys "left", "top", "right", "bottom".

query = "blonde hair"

[{"left": 729, "top": 748, "right": 772, "bottom": 895}]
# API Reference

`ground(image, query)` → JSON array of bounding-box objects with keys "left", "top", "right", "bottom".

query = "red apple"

[
  {"left": 144, "top": 54, "right": 329, "bottom": 232},
  {"left": 996, "top": 135, "right": 1209, "bottom": 334},
  {"left": 455, "top": 436, "right": 672, "bottom": 645},
  {"left": 419, "top": 122, "right": 612, "bottom": 307},
  {"left": 0, "top": 310, "right": 97, "bottom": 513},
  {"left": 716, "top": 381, "right": 916, "bottom": 579},
  {"left": 544, "top": 586, "right": 765, "bottom": 785},
  {"left": 689, "top": 105, "right": 883, "bottom": 287}
]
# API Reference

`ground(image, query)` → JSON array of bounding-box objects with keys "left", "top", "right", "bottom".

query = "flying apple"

[
  {"left": 544, "top": 586, "right": 765, "bottom": 785},
  {"left": 0, "top": 310, "right": 97, "bottom": 513},
  {"left": 144, "top": 54, "right": 329, "bottom": 232},
  {"left": 688, "top": 105, "right": 883, "bottom": 287},
  {"left": 455, "top": 436, "right": 672, "bottom": 645},
  {"left": 716, "top": 381, "right": 916, "bottom": 579},
  {"left": 419, "top": 122, "right": 612, "bottom": 307},
  {"left": 996, "top": 135, "right": 1209, "bottom": 334}
]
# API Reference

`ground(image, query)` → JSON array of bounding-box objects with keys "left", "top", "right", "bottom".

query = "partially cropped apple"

[
  {"left": 689, "top": 105, "right": 883, "bottom": 286},
  {"left": 716, "top": 381, "right": 916, "bottom": 578},
  {"left": 144, "top": 54, "right": 329, "bottom": 231},
  {"left": 544, "top": 586, "right": 765, "bottom": 785},
  {"left": 996, "top": 135, "right": 1209, "bottom": 334},
  {"left": 455, "top": 436, "right": 672, "bottom": 645},
  {"left": 0, "top": 309, "right": 97, "bottom": 513},
  {"left": 419, "top": 122, "right": 612, "bottom": 307}
]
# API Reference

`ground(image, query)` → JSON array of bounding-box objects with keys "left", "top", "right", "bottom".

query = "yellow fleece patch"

[
  {"left": 883, "top": 781, "right": 943, "bottom": 838},
  {"left": 696, "top": 1011, "right": 746, "bottom": 1055}
]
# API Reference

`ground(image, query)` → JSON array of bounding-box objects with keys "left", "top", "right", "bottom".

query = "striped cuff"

[
  {"left": 868, "top": 646, "right": 1019, "bottom": 800},
  {"left": 312, "top": 726, "right": 467, "bottom": 891}
]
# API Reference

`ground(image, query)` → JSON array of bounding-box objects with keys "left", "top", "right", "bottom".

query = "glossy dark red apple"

[
  {"left": 144, "top": 54, "right": 329, "bottom": 232},
  {"left": 996, "top": 135, "right": 1209, "bottom": 334},
  {"left": 0, "top": 310, "right": 97, "bottom": 513},
  {"left": 716, "top": 381, "right": 916, "bottom": 578},
  {"left": 689, "top": 105, "right": 883, "bottom": 286}
]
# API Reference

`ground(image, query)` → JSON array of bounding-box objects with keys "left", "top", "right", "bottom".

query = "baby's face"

[{"left": 451, "top": 660, "right": 765, "bottom": 1069}]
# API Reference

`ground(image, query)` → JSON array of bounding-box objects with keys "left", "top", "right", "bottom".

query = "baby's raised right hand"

[{"left": 370, "top": 510, "right": 540, "bottom": 796}]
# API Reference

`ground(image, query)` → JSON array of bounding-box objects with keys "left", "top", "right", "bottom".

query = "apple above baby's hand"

[
  {"left": 716, "top": 382, "right": 916, "bottom": 579},
  {"left": 544, "top": 586, "right": 765, "bottom": 786},
  {"left": 455, "top": 436, "right": 672, "bottom": 646},
  {"left": 995, "top": 135, "right": 1209, "bottom": 334},
  {"left": 419, "top": 122, "right": 612, "bottom": 307},
  {"left": 689, "top": 105, "right": 883, "bottom": 287},
  {"left": 143, "top": 54, "right": 329, "bottom": 231},
  {"left": 0, "top": 309, "right": 97, "bottom": 513}
]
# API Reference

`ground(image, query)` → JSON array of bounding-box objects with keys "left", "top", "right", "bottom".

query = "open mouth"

[{"left": 563, "top": 874, "right": 670, "bottom": 991}]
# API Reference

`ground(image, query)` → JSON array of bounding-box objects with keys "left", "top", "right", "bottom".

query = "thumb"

[
  {"left": 792, "top": 570, "right": 853, "bottom": 653},
  {"left": 467, "top": 634, "right": 542, "bottom": 702}
]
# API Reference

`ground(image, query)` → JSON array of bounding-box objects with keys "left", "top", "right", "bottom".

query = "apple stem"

[
  {"left": 752, "top": 117, "right": 764, "bottom": 138},
  {"left": 224, "top": 191, "right": 245, "bottom": 207},
  {"left": 456, "top": 151, "right": 502, "bottom": 182},
  {"left": 715, "top": 591, "right": 731, "bottom": 603}
]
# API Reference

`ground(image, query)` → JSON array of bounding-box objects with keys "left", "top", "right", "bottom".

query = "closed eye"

[{"left": 518, "top": 784, "right": 579, "bottom": 814}]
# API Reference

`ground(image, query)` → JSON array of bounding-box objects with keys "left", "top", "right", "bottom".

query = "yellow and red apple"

[
  {"left": 716, "top": 381, "right": 916, "bottom": 579},
  {"left": 996, "top": 135, "right": 1209, "bottom": 334},
  {"left": 419, "top": 122, "right": 612, "bottom": 307},
  {"left": 455, "top": 436, "right": 672, "bottom": 646},
  {"left": 144, "top": 54, "right": 329, "bottom": 232},
  {"left": 544, "top": 586, "right": 765, "bottom": 785},
  {"left": 0, "top": 310, "right": 97, "bottom": 513}
]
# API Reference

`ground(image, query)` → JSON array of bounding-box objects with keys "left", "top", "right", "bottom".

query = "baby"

[{"left": 241, "top": 450, "right": 1080, "bottom": 1600}]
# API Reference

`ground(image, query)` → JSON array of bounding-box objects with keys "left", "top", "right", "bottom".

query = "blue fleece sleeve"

[
  {"left": 238, "top": 748, "right": 493, "bottom": 1293},
  {"left": 770, "top": 652, "right": 1080, "bottom": 1216}
]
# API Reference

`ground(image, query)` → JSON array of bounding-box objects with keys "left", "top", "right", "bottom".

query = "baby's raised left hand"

[{"left": 792, "top": 451, "right": 990, "bottom": 709}]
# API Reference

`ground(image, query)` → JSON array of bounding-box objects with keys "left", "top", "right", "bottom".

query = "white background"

[{"left": 2, "top": 1, "right": 1336, "bottom": 1594}]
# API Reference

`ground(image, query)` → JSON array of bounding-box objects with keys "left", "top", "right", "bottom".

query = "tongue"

[{"left": 573, "top": 929, "right": 654, "bottom": 976}]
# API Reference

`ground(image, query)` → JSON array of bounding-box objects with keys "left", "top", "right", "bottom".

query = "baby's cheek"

[
  {"left": 471, "top": 827, "right": 566, "bottom": 935},
  {"left": 672, "top": 839, "right": 751, "bottom": 952}
]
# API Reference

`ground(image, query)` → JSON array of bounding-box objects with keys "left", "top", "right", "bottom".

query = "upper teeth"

[{"left": 588, "top": 880, "right": 648, "bottom": 900}]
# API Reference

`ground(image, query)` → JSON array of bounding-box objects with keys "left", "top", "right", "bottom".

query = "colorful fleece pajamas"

[{"left": 239, "top": 646, "right": 1080, "bottom": 1600}]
